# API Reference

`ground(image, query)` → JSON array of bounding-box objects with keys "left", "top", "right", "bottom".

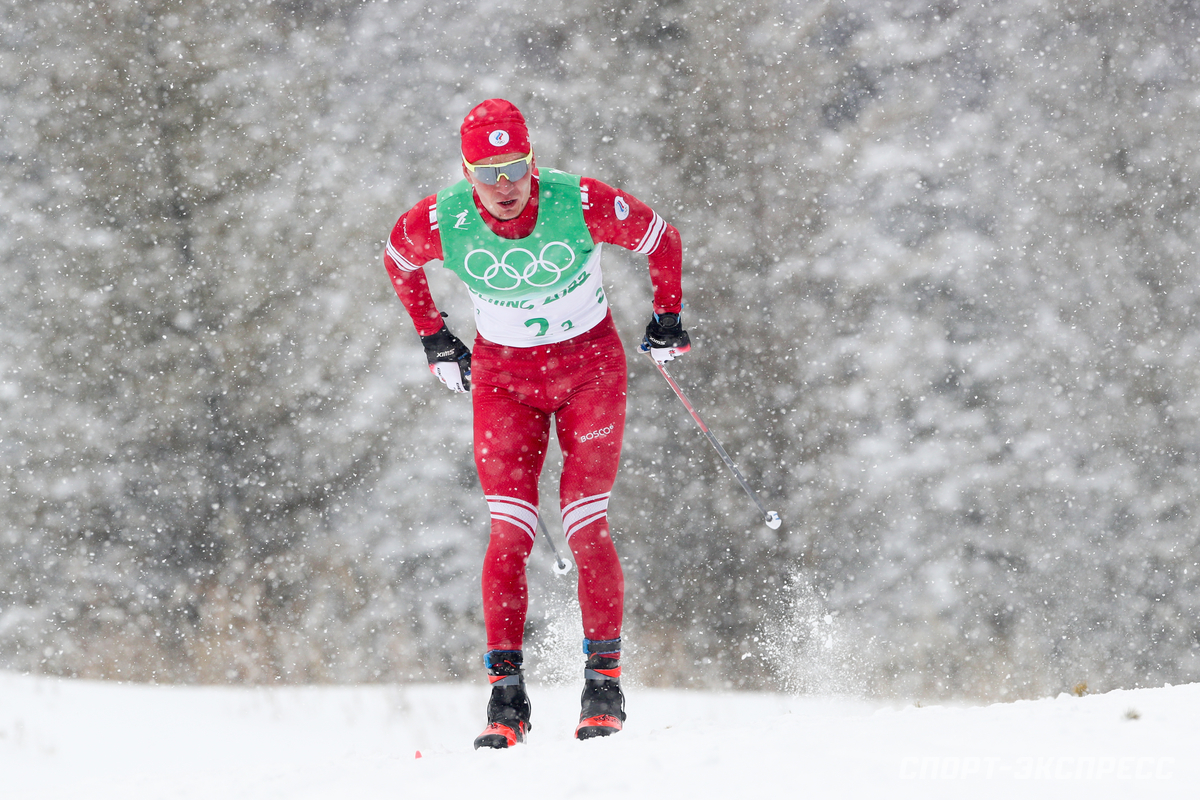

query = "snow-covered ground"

[{"left": 1, "top": 671, "right": 1195, "bottom": 799}]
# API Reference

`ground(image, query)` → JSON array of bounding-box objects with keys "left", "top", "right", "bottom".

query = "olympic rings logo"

[{"left": 463, "top": 242, "right": 577, "bottom": 291}]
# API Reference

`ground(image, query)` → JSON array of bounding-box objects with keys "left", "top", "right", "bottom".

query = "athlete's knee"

[
  {"left": 561, "top": 492, "right": 612, "bottom": 543},
  {"left": 485, "top": 495, "right": 539, "bottom": 541}
]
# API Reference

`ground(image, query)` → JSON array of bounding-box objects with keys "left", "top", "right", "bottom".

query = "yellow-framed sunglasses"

[{"left": 462, "top": 152, "right": 533, "bottom": 185}]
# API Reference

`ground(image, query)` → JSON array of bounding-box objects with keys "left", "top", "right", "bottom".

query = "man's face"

[{"left": 463, "top": 152, "right": 535, "bottom": 221}]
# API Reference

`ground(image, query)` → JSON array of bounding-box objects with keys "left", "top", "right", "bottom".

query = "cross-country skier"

[{"left": 384, "top": 98, "right": 690, "bottom": 749}]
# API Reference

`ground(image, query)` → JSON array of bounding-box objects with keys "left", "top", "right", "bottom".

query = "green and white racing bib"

[{"left": 437, "top": 169, "right": 608, "bottom": 347}]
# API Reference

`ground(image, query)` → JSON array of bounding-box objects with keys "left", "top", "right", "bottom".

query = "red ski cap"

[{"left": 460, "top": 99, "right": 531, "bottom": 163}]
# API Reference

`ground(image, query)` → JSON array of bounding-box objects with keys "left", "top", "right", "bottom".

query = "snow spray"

[
  {"left": 527, "top": 576, "right": 584, "bottom": 687},
  {"left": 761, "top": 573, "right": 866, "bottom": 697}
]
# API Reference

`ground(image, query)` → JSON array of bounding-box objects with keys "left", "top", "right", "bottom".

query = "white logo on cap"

[
  {"left": 614, "top": 196, "right": 630, "bottom": 220},
  {"left": 489, "top": 130, "right": 510, "bottom": 147}
]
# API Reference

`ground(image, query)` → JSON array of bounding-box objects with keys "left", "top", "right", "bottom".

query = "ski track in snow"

[{"left": 0, "top": 672, "right": 1196, "bottom": 799}]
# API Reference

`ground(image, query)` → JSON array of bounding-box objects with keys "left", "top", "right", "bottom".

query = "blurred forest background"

[{"left": 2, "top": 0, "right": 1199, "bottom": 701}]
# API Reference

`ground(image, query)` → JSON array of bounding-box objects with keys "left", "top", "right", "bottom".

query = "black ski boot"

[
  {"left": 474, "top": 650, "right": 532, "bottom": 750},
  {"left": 575, "top": 642, "right": 626, "bottom": 740}
]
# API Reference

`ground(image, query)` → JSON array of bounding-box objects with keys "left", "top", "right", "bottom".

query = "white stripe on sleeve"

[
  {"left": 633, "top": 211, "right": 666, "bottom": 255},
  {"left": 386, "top": 239, "right": 421, "bottom": 272}
]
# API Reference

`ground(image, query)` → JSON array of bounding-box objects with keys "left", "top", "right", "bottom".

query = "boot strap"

[
  {"left": 488, "top": 673, "right": 523, "bottom": 687},
  {"left": 582, "top": 637, "right": 621, "bottom": 656}
]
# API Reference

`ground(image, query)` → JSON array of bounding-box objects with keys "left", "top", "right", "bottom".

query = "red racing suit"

[{"left": 385, "top": 171, "right": 682, "bottom": 651}]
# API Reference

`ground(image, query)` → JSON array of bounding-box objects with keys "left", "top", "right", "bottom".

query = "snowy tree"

[{"left": 0, "top": 0, "right": 464, "bottom": 681}]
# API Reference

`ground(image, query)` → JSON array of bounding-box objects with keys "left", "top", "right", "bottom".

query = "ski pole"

[
  {"left": 648, "top": 354, "right": 782, "bottom": 530},
  {"left": 537, "top": 513, "right": 572, "bottom": 575}
]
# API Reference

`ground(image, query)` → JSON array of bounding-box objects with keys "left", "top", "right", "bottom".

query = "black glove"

[
  {"left": 420, "top": 321, "right": 472, "bottom": 393},
  {"left": 639, "top": 312, "right": 691, "bottom": 363}
]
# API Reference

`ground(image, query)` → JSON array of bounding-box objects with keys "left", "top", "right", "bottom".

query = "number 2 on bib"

[{"left": 524, "top": 317, "right": 550, "bottom": 337}]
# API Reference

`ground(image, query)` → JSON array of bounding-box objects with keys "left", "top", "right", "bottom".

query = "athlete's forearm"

[
  {"left": 386, "top": 197, "right": 447, "bottom": 337},
  {"left": 386, "top": 260, "right": 445, "bottom": 337},
  {"left": 648, "top": 224, "right": 683, "bottom": 315}
]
